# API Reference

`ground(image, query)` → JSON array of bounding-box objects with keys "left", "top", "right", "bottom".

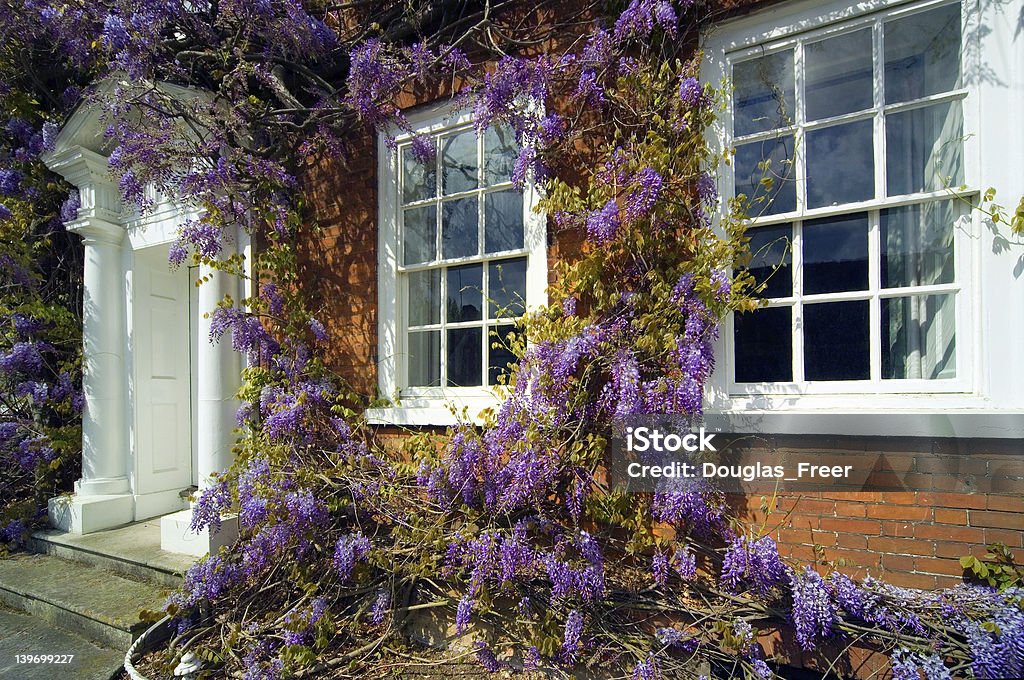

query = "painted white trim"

[
  {"left": 374, "top": 101, "right": 547, "bottom": 425},
  {"left": 701, "top": 0, "right": 1024, "bottom": 433}
]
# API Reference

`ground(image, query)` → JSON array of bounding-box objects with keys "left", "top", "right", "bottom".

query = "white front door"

[{"left": 134, "top": 246, "right": 193, "bottom": 500}]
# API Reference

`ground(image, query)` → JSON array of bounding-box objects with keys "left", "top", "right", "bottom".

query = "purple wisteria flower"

[
  {"left": 562, "top": 609, "right": 584, "bottom": 662},
  {"left": 473, "top": 641, "right": 502, "bottom": 672},
  {"left": 190, "top": 478, "right": 231, "bottom": 533},
  {"left": 679, "top": 76, "right": 702, "bottom": 107},
  {"left": 0, "top": 169, "right": 24, "bottom": 197},
  {"left": 631, "top": 655, "right": 661, "bottom": 680},
  {"left": 586, "top": 199, "right": 621, "bottom": 243},
  {"left": 370, "top": 589, "right": 390, "bottom": 625},
  {"left": 789, "top": 567, "right": 837, "bottom": 650},
  {"left": 721, "top": 534, "right": 789, "bottom": 597},
  {"left": 332, "top": 532, "right": 371, "bottom": 580}
]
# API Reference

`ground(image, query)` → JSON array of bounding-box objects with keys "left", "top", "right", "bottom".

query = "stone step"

[
  {"left": 0, "top": 553, "right": 172, "bottom": 649},
  {"left": 0, "top": 605, "right": 124, "bottom": 680},
  {"left": 28, "top": 519, "right": 195, "bottom": 589}
]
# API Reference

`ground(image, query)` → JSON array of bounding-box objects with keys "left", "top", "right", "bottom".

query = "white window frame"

[
  {"left": 701, "top": 0, "right": 1024, "bottom": 435},
  {"left": 369, "top": 103, "right": 548, "bottom": 426}
]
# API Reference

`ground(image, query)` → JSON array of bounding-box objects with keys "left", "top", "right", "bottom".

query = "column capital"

[{"left": 67, "top": 217, "right": 125, "bottom": 245}]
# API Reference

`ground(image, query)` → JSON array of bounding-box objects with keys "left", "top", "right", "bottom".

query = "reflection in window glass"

[
  {"left": 407, "top": 331, "right": 440, "bottom": 387},
  {"left": 745, "top": 225, "right": 792, "bottom": 299},
  {"left": 402, "top": 144, "right": 436, "bottom": 204},
  {"left": 442, "top": 197, "right": 479, "bottom": 259},
  {"left": 404, "top": 206, "right": 436, "bottom": 265},
  {"left": 733, "top": 50, "right": 795, "bottom": 137},
  {"left": 805, "top": 28, "right": 874, "bottom": 120},
  {"left": 806, "top": 119, "right": 874, "bottom": 207},
  {"left": 882, "top": 294, "right": 956, "bottom": 379},
  {"left": 408, "top": 269, "right": 440, "bottom": 327},
  {"left": 885, "top": 101, "right": 963, "bottom": 196},
  {"left": 485, "top": 126, "right": 518, "bottom": 185},
  {"left": 485, "top": 191, "right": 524, "bottom": 253},
  {"left": 446, "top": 265, "right": 483, "bottom": 323},
  {"left": 734, "top": 136, "right": 796, "bottom": 215},
  {"left": 442, "top": 130, "right": 478, "bottom": 195},
  {"left": 804, "top": 301, "right": 870, "bottom": 380},
  {"left": 488, "top": 324, "right": 518, "bottom": 385},
  {"left": 447, "top": 328, "right": 482, "bottom": 386},
  {"left": 884, "top": 3, "right": 961, "bottom": 104},
  {"left": 881, "top": 201, "right": 956, "bottom": 288},
  {"left": 734, "top": 306, "right": 792, "bottom": 382},
  {"left": 489, "top": 259, "right": 527, "bottom": 318},
  {"left": 803, "top": 214, "right": 869, "bottom": 295}
]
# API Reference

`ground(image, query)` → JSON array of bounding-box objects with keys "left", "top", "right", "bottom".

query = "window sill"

[
  {"left": 365, "top": 394, "right": 502, "bottom": 427},
  {"left": 702, "top": 409, "right": 1024, "bottom": 439}
]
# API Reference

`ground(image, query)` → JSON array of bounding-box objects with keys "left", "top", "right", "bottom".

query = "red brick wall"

[
  {"left": 725, "top": 436, "right": 1024, "bottom": 590},
  {"left": 297, "top": 132, "right": 380, "bottom": 398}
]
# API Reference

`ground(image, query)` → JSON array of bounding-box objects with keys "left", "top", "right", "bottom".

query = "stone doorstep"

[
  {"left": 0, "top": 553, "right": 172, "bottom": 650},
  {"left": 0, "top": 605, "right": 124, "bottom": 680},
  {"left": 29, "top": 519, "right": 196, "bottom": 589}
]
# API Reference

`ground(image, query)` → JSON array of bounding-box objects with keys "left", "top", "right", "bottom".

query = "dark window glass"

[
  {"left": 806, "top": 119, "right": 875, "bottom": 207},
  {"left": 447, "top": 328, "right": 482, "bottom": 386},
  {"left": 734, "top": 136, "right": 797, "bottom": 215},
  {"left": 884, "top": 3, "right": 961, "bottom": 104},
  {"left": 733, "top": 50, "right": 795, "bottom": 136},
  {"left": 485, "top": 190, "right": 524, "bottom": 253},
  {"left": 446, "top": 265, "right": 482, "bottom": 322},
  {"left": 488, "top": 258, "right": 527, "bottom": 318},
  {"left": 746, "top": 225, "right": 792, "bottom": 299},
  {"left": 804, "top": 301, "right": 869, "bottom": 380},
  {"left": 488, "top": 324, "right": 518, "bottom": 385},
  {"left": 734, "top": 306, "right": 792, "bottom": 382},
  {"left": 805, "top": 28, "right": 874, "bottom": 121},
  {"left": 803, "top": 214, "right": 869, "bottom": 294},
  {"left": 442, "top": 197, "right": 479, "bottom": 259}
]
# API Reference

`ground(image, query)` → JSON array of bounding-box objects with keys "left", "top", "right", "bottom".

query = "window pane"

[
  {"left": 489, "top": 258, "right": 527, "bottom": 318},
  {"left": 485, "top": 126, "right": 518, "bottom": 185},
  {"left": 805, "top": 28, "right": 874, "bottom": 121},
  {"left": 804, "top": 301, "right": 869, "bottom": 380},
  {"left": 408, "top": 269, "right": 440, "bottom": 327},
  {"left": 447, "top": 264, "right": 483, "bottom": 322},
  {"left": 806, "top": 119, "right": 874, "bottom": 207},
  {"left": 488, "top": 324, "right": 518, "bottom": 385},
  {"left": 485, "top": 190, "right": 524, "bottom": 253},
  {"left": 442, "top": 130, "right": 478, "bottom": 195},
  {"left": 734, "top": 306, "right": 792, "bottom": 382},
  {"left": 407, "top": 330, "right": 440, "bottom": 387},
  {"left": 881, "top": 201, "right": 955, "bottom": 288},
  {"left": 734, "top": 135, "right": 796, "bottom": 215},
  {"left": 885, "top": 101, "right": 963, "bottom": 196},
  {"left": 733, "top": 50, "right": 795, "bottom": 137},
  {"left": 884, "top": 3, "right": 961, "bottom": 104},
  {"left": 882, "top": 294, "right": 956, "bottom": 379},
  {"left": 442, "top": 197, "right": 479, "bottom": 259},
  {"left": 803, "top": 214, "right": 869, "bottom": 294},
  {"left": 404, "top": 205, "right": 436, "bottom": 265},
  {"left": 402, "top": 144, "right": 436, "bottom": 203},
  {"left": 746, "top": 225, "right": 792, "bottom": 299},
  {"left": 447, "top": 327, "right": 482, "bottom": 387}
]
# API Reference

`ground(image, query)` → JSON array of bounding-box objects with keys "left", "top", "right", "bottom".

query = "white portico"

[{"left": 42, "top": 92, "right": 242, "bottom": 554}]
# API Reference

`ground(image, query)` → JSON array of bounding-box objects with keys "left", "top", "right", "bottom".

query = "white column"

[
  {"left": 195, "top": 248, "right": 241, "bottom": 488},
  {"left": 75, "top": 221, "right": 131, "bottom": 495}
]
